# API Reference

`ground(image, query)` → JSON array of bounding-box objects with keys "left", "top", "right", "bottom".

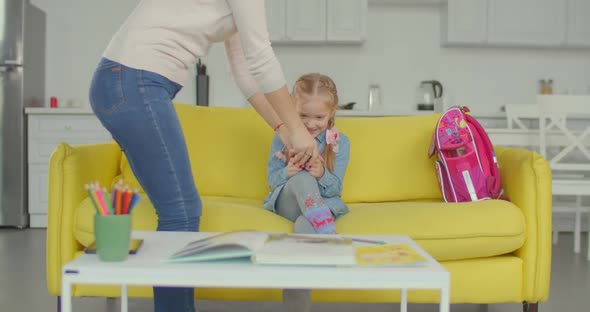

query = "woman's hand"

[
  {"left": 275, "top": 125, "right": 292, "bottom": 151},
  {"left": 288, "top": 126, "right": 318, "bottom": 165},
  {"left": 306, "top": 156, "right": 325, "bottom": 178},
  {"left": 259, "top": 85, "right": 317, "bottom": 163}
]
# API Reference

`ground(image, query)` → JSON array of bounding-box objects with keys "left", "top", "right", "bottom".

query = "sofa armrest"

[
  {"left": 495, "top": 146, "right": 552, "bottom": 302},
  {"left": 46, "top": 142, "right": 121, "bottom": 296}
]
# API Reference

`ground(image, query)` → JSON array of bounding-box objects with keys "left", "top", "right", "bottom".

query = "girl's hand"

[
  {"left": 289, "top": 126, "right": 318, "bottom": 166},
  {"left": 306, "top": 156, "right": 325, "bottom": 178},
  {"left": 286, "top": 157, "right": 303, "bottom": 177},
  {"left": 274, "top": 151, "right": 287, "bottom": 163}
]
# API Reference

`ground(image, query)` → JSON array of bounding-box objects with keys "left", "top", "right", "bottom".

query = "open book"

[{"left": 163, "top": 230, "right": 356, "bottom": 266}]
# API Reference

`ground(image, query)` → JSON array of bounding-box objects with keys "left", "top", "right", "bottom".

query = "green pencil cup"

[{"left": 94, "top": 214, "right": 131, "bottom": 262}]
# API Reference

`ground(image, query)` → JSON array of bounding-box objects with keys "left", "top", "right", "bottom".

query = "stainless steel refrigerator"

[{"left": 0, "top": 0, "right": 45, "bottom": 227}]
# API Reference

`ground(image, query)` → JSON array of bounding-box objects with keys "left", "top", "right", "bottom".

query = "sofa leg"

[
  {"left": 523, "top": 301, "right": 539, "bottom": 312},
  {"left": 57, "top": 296, "right": 61, "bottom": 312}
]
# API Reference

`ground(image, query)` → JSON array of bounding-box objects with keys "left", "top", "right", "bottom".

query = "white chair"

[
  {"left": 504, "top": 103, "right": 587, "bottom": 253},
  {"left": 538, "top": 95, "right": 590, "bottom": 260},
  {"left": 504, "top": 104, "right": 561, "bottom": 242},
  {"left": 505, "top": 104, "right": 539, "bottom": 131},
  {"left": 492, "top": 104, "right": 541, "bottom": 148}
]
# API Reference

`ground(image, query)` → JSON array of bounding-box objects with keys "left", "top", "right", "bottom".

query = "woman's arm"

[
  {"left": 225, "top": 0, "right": 284, "bottom": 94},
  {"left": 224, "top": 33, "right": 282, "bottom": 128},
  {"left": 225, "top": 0, "right": 317, "bottom": 162},
  {"left": 222, "top": 17, "right": 298, "bottom": 135},
  {"left": 224, "top": 34, "right": 290, "bottom": 145}
]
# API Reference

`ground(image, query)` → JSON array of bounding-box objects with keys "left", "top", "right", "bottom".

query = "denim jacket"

[{"left": 262, "top": 130, "right": 350, "bottom": 218}]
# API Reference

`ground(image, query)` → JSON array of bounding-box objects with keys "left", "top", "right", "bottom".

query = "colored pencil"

[
  {"left": 128, "top": 191, "right": 141, "bottom": 213},
  {"left": 94, "top": 186, "right": 110, "bottom": 216},
  {"left": 348, "top": 238, "right": 387, "bottom": 245},
  {"left": 116, "top": 186, "right": 123, "bottom": 215},
  {"left": 123, "top": 187, "right": 132, "bottom": 215},
  {"left": 101, "top": 187, "right": 115, "bottom": 215},
  {"left": 84, "top": 184, "right": 102, "bottom": 215}
]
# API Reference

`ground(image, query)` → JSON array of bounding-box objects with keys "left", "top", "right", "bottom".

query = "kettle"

[{"left": 417, "top": 80, "right": 443, "bottom": 111}]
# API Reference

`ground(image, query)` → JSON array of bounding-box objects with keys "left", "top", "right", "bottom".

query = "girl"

[
  {"left": 263, "top": 73, "right": 350, "bottom": 312},
  {"left": 263, "top": 73, "right": 350, "bottom": 234}
]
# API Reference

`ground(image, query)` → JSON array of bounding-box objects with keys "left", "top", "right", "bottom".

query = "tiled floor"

[{"left": 1, "top": 228, "right": 588, "bottom": 311}]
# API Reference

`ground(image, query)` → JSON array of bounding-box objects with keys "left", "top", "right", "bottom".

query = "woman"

[{"left": 89, "top": 1, "right": 317, "bottom": 311}]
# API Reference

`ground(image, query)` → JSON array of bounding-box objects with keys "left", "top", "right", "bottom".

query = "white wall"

[{"left": 30, "top": 1, "right": 590, "bottom": 114}]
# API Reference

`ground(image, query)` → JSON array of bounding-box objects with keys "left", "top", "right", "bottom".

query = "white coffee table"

[{"left": 61, "top": 231, "right": 450, "bottom": 312}]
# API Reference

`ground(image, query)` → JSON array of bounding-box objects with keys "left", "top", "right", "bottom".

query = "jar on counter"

[
  {"left": 368, "top": 84, "right": 382, "bottom": 112},
  {"left": 538, "top": 79, "right": 546, "bottom": 95},
  {"left": 539, "top": 78, "right": 554, "bottom": 95},
  {"left": 545, "top": 78, "right": 553, "bottom": 95}
]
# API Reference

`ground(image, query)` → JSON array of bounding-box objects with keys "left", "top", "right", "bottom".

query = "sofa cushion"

[
  {"left": 336, "top": 114, "right": 442, "bottom": 202},
  {"left": 75, "top": 195, "right": 524, "bottom": 262},
  {"left": 337, "top": 200, "right": 525, "bottom": 261},
  {"left": 74, "top": 195, "right": 293, "bottom": 247}
]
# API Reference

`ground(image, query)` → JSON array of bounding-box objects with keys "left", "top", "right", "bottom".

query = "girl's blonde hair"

[{"left": 291, "top": 73, "right": 339, "bottom": 172}]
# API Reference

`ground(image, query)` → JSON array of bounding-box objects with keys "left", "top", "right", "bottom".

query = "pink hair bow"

[{"left": 326, "top": 127, "right": 340, "bottom": 153}]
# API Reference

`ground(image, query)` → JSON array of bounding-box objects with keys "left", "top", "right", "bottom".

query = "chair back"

[
  {"left": 502, "top": 104, "right": 540, "bottom": 151},
  {"left": 505, "top": 104, "right": 539, "bottom": 130},
  {"left": 537, "top": 95, "right": 590, "bottom": 172}
]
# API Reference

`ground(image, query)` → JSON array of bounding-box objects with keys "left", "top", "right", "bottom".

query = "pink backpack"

[{"left": 428, "top": 106, "right": 504, "bottom": 202}]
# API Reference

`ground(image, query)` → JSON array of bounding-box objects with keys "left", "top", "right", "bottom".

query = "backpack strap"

[
  {"left": 428, "top": 129, "right": 438, "bottom": 158},
  {"left": 462, "top": 109, "right": 502, "bottom": 199}
]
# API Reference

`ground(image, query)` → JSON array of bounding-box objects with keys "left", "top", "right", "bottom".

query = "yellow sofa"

[{"left": 47, "top": 104, "right": 552, "bottom": 308}]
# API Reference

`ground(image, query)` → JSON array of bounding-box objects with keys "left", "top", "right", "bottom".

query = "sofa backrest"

[
  {"left": 336, "top": 114, "right": 441, "bottom": 202},
  {"left": 119, "top": 105, "right": 442, "bottom": 203}
]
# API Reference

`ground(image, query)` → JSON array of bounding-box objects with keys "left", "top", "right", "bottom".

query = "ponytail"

[{"left": 323, "top": 116, "right": 336, "bottom": 172}]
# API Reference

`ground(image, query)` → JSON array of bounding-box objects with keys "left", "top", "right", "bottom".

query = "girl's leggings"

[
  {"left": 276, "top": 171, "right": 336, "bottom": 234},
  {"left": 275, "top": 171, "right": 337, "bottom": 312}
]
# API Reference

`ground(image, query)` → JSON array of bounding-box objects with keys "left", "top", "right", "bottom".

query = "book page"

[
  {"left": 167, "top": 230, "right": 269, "bottom": 261},
  {"left": 253, "top": 234, "right": 356, "bottom": 266}
]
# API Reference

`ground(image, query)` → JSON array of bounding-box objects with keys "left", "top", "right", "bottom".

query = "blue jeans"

[{"left": 89, "top": 58, "right": 201, "bottom": 312}]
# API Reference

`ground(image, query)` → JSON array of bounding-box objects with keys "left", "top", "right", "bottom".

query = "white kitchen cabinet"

[
  {"left": 266, "top": 0, "right": 366, "bottom": 44},
  {"left": 265, "top": 0, "right": 286, "bottom": 42},
  {"left": 566, "top": 0, "right": 590, "bottom": 47},
  {"left": 26, "top": 109, "right": 112, "bottom": 228},
  {"left": 487, "top": 0, "right": 567, "bottom": 46},
  {"left": 28, "top": 164, "right": 49, "bottom": 227},
  {"left": 286, "top": 0, "right": 326, "bottom": 42},
  {"left": 442, "top": 0, "right": 487, "bottom": 45},
  {"left": 442, "top": 0, "right": 590, "bottom": 48},
  {"left": 326, "top": 0, "right": 367, "bottom": 42}
]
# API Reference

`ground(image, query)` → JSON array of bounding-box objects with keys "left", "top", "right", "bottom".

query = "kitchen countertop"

[
  {"left": 24, "top": 107, "right": 508, "bottom": 119},
  {"left": 336, "top": 109, "right": 507, "bottom": 118},
  {"left": 25, "top": 107, "right": 95, "bottom": 115}
]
